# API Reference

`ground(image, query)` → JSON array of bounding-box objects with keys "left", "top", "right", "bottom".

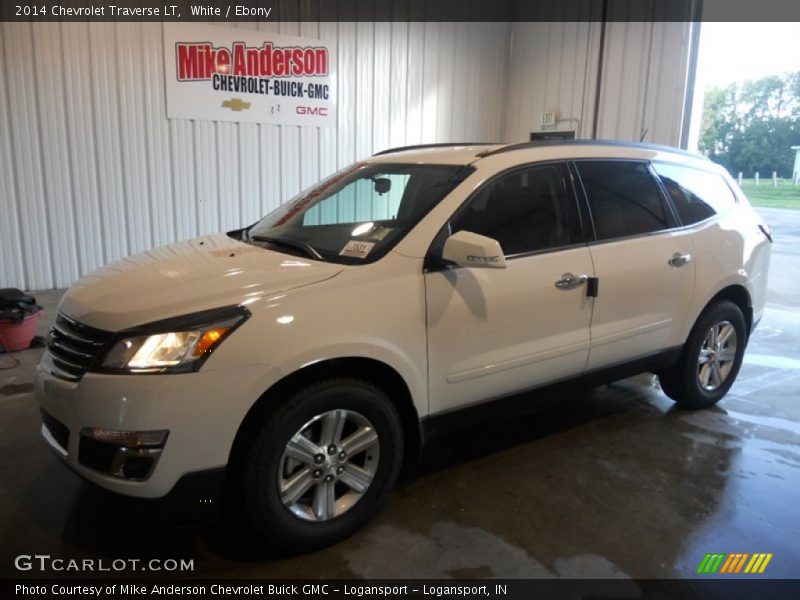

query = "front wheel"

[
  {"left": 240, "top": 378, "right": 403, "bottom": 552},
  {"left": 658, "top": 300, "right": 747, "bottom": 409}
]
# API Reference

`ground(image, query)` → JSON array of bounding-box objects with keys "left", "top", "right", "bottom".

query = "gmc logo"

[
  {"left": 468, "top": 255, "right": 501, "bottom": 262},
  {"left": 296, "top": 105, "right": 328, "bottom": 116}
]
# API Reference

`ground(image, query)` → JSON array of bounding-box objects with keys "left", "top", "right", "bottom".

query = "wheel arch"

[
  {"left": 707, "top": 284, "right": 753, "bottom": 339},
  {"left": 228, "top": 357, "right": 424, "bottom": 477},
  {"left": 659, "top": 283, "right": 751, "bottom": 408}
]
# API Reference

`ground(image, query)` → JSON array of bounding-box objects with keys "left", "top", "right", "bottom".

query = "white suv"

[{"left": 36, "top": 141, "right": 771, "bottom": 551}]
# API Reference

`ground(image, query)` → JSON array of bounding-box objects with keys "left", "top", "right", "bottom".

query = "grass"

[{"left": 738, "top": 178, "right": 800, "bottom": 209}]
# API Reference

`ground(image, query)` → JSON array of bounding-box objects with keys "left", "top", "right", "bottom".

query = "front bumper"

[{"left": 35, "top": 350, "right": 283, "bottom": 498}]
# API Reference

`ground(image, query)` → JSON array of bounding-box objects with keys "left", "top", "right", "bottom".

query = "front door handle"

[
  {"left": 668, "top": 253, "right": 692, "bottom": 268},
  {"left": 555, "top": 273, "right": 589, "bottom": 290}
]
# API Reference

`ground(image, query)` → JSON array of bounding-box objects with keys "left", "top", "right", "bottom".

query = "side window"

[
  {"left": 576, "top": 160, "right": 672, "bottom": 241},
  {"left": 653, "top": 162, "right": 735, "bottom": 225},
  {"left": 450, "top": 164, "right": 573, "bottom": 256}
]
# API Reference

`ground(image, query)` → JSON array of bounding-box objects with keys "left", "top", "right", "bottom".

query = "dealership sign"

[{"left": 163, "top": 23, "right": 336, "bottom": 127}]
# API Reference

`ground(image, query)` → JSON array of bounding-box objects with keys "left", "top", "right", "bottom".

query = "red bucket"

[{"left": 0, "top": 311, "right": 42, "bottom": 352}]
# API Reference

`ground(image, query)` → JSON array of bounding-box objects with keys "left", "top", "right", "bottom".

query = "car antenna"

[{"left": 639, "top": 128, "right": 648, "bottom": 142}]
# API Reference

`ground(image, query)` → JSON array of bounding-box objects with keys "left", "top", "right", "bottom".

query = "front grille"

[
  {"left": 41, "top": 409, "right": 69, "bottom": 452},
  {"left": 46, "top": 313, "right": 113, "bottom": 381}
]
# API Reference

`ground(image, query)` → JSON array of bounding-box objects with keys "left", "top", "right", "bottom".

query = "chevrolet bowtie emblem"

[{"left": 221, "top": 98, "right": 251, "bottom": 111}]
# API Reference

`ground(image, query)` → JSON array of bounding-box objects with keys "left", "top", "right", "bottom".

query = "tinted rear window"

[
  {"left": 653, "top": 162, "right": 736, "bottom": 226},
  {"left": 576, "top": 161, "right": 672, "bottom": 241}
]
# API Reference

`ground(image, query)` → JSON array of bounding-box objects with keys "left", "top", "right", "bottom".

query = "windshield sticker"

[{"left": 339, "top": 240, "right": 375, "bottom": 259}]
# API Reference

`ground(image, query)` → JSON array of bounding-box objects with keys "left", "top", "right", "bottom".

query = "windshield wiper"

[{"left": 250, "top": 235, "right": 325, "bottom": 262}]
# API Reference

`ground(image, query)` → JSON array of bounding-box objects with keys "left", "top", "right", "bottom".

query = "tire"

[
  {"left": 658, "top": 300, "right": 746, "bottom": 409},
  {"left": 239, "top": 378, "right": 403, "bottom": 553}
]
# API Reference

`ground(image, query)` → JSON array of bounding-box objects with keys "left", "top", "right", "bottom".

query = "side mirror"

[
  {"left": 373, "top": 177, "right": 392, "bottom": 195},
  {"left": 442, "top": 231, "right": 507, "bottom": 269}
]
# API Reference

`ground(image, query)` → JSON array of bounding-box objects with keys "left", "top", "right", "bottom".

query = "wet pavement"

[{"left": 1, "top": 207, "right": 798, "bottom": 580}]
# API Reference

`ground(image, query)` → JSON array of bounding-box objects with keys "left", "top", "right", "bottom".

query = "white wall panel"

[
  {"left": 596, "top": 20, "right": 693, "bottom": 146},
  {"left": 420, "top": 22, "right": 440, "bottom": 144},
  {"left": 404, "top": 22, "right": 425, "bottom": 144},
  {"left": 505, "top": 21, "right": 600, "bottom": 142},
  {"left": 641, "top": 20, "right": 693, "bottom": 146},
  {"left": 142, "top": 21, "right": 176, "bottom": 248},
  {"left": 217, "top": 122, "right": 241, "bottom": 232},
  {"left": 388, "top": 21, "right": 409, "bottom": 149},
  {"left": 116, "top": 22, "right": 153, "bottom": 256},
  {"left": 472, "top": 22, "right": 512, "bottom": 141},
  {"left": 355, "top": 20, "right": 375, "bottom": 156},
  {"left": 318, "top": 20, "right": 339, "bottom": 179},
  {"left": 279, "top": 19, "right": 302, "bottom": 204},
  {"left": 336, "top": 20, "right": 356, "bottom": 170},
  {"left": 435, "top": 22, "right": 455, "bottom": 142},
  {"left": 596, "top": 21, "right": 652, "bottom": 141},
  {"left": 504, "top": 17, "right": 693, "bottom": 147},
  {"left": 372, "top": 22, "right": 392, "bottom": 154},
  {"left": 194, "top": 121, "right": 218, "bottom": 236},
  {"left": 0, "top": 27, "right": 26, "bottom": 288},
  {"left": 169, "top": 119, "right": 195, "bottom": 241},
  {"left": 1, "top": 14, "right": 691, "bottom": 291},
  {"left": 88, "top": 22, "right": 129, "bottom": 264},
  {"left": 2, "top": 23, "right": 54, "bottom": 288},
  {"left": 238, "top": 123, "right": 262, "bottom": 226},
  {"left": 32, "top": 23, "right": 80, "bottom": 288}
]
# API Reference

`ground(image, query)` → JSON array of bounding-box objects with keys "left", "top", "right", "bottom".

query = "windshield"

[{"left": 245, "top": 162, "right": 473, "bottom": 264}]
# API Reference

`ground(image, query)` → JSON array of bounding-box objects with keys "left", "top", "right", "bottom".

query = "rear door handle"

[
  {"left": 554, "top": 273, "right": 589, "bottom": 290},
  {"left": 668, "top": 253, "right": 692, "bottom": 268}
]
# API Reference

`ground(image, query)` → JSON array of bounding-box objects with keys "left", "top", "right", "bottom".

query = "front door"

[{"left": 425, "top": 162, "right": 594, "bottom": 415}]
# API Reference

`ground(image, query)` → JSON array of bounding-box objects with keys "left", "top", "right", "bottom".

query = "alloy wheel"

[
  {"left": 697, "top": 320, "right": 738, "bottom": 391},
  {"left": 277, "top": 409, "right": 380, "bottom": 522}
]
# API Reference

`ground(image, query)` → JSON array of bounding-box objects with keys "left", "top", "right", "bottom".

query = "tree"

[
  {"left": 699, "top": 84, "right": 737, "bottom": 165},
  {"left": 698, "top": 72, "right": 800, "bottom": 177}
]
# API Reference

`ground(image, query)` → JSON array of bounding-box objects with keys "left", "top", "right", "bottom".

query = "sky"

[{"left": 696, "top": 22, "right": 800, "bottom": 89}]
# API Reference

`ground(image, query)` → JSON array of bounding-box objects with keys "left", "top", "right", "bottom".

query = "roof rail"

[
  {"left": 373, "top": 142, "right": 501, "bottom": 156},
  {"left": 476, "top": 139, "right": 707, "bottom": 160}
]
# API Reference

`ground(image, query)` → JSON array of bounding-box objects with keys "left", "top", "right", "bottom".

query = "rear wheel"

[
  {"left": 659, "top": 300, "right": 746, "bottom": 409},
  {"left": 240, "top": 378, "right": 403, "bottom": 552}
]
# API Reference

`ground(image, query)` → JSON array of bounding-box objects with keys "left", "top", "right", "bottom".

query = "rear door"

[{"left": 573, "top": 160, "right": 696, "bottom": 370}]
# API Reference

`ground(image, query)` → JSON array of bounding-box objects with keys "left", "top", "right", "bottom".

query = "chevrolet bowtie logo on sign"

[
  {"left": 696, "top": 552, "right": 773, "bottom": 574},
  {"left": 221, "top": 98, "right": 251, "bottom": 112}
]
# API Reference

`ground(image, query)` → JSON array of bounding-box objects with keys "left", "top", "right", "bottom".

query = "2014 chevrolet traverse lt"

[{"left": 36, "top": 141, "right": 772, "bottom": 551}]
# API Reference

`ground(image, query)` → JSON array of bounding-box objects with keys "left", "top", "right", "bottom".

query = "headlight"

[{"left": 98, "top": 305, "right": 250, "bottom": 374}]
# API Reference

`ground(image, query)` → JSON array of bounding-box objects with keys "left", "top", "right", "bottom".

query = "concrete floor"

[{"left": 1, "top": 207, "right": 798, "bottom": 580}]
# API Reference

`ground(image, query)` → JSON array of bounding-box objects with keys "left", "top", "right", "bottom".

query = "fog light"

[
  {"left": 81, "top": 428, "right": 168, "bottom": 448},
  {"left": 79, "top": 428, "right": 168, "bottom": 481}
]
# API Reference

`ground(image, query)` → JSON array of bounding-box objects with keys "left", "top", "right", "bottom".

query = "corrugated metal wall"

[
  {"left": 505, "top": 21, "right": 601, "bottom": 141},
  {"left": 0, "top": 20, "right": 510, "bottom": 290},
  {"left": 1, "top": 14, "right": 696, "bottom": 291},
  {"left": 504, "top": 18, "right": 694, "bottom": 146},
  {"left": 594, "top": 20, "right": 694, "bottom": 144}
]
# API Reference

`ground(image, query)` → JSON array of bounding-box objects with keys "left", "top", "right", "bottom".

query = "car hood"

[{"left": 59, "top": 234, "right": 343, "bottom": 331}]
